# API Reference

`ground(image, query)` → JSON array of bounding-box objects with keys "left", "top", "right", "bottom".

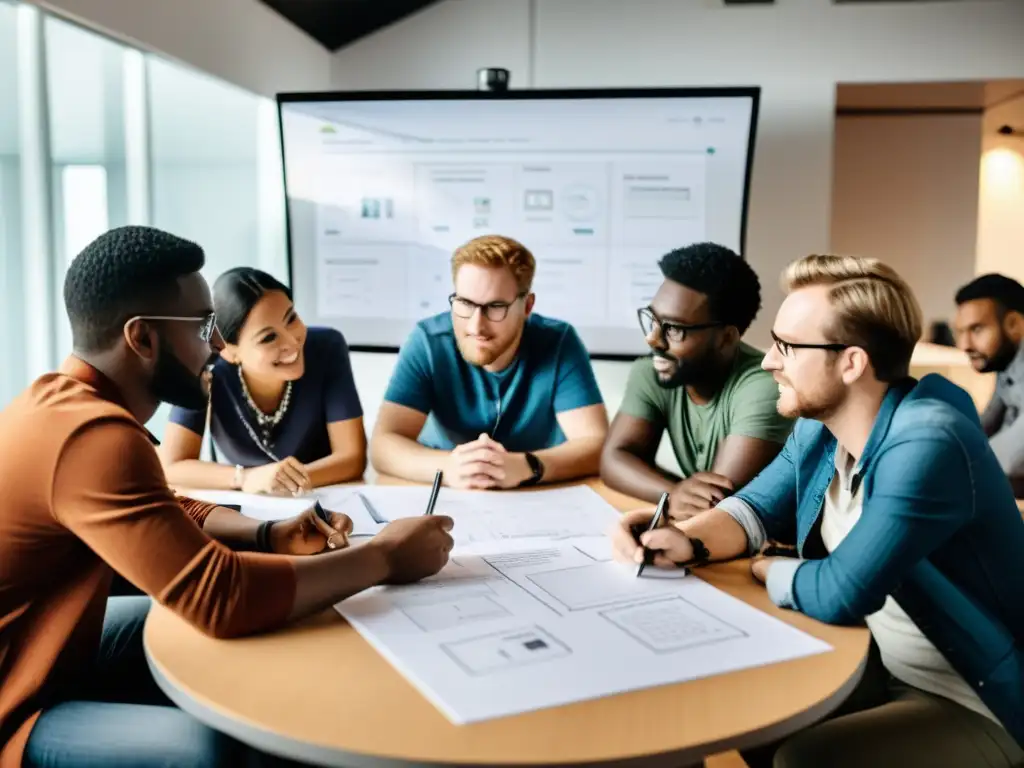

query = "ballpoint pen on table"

[
  {"left": 636, "top": 491, "right": 670, "bottom": 578},
  {"left": 358, "top": 492, "right": 386, "bottom": 524}
]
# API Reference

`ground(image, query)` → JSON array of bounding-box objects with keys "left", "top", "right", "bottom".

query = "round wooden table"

[{"left": 145, "top": 479, "right": 870, "bottom": 767}]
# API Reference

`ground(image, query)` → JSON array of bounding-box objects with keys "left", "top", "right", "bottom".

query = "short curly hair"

[
  {"left": 451, "top": 234, "right": 536, "bottom": 294},
  {"left": 64, "top": 225, "right": 206, "bottom": 353},
  {"left": 658, "top": 242, "right": 762, "bottom": 334}
]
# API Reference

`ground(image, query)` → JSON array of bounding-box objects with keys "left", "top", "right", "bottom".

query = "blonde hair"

[
  {"left": 451, "top": 235, "right": 536, "bottom": 294},
  {"left": 783, "top": 254, "right": 923, "bottom": 382}
]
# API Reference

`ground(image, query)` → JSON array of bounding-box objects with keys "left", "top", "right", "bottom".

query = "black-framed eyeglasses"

[
  {"left": 128, "top": 313, "right": 218, "bottom": 343},
  {"left": 770, "top": 330, "right": 849, "bottom": 358},
  {"left": 449, "top": 293, "right": 526, "bottom": 322},
  {"left": 637, "top": 307, "right": 722, "bottom": 344}
]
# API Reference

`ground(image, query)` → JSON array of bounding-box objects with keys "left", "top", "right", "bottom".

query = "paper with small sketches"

[{"left": 335, "top": 542, "right": 833, "bottom": 724}]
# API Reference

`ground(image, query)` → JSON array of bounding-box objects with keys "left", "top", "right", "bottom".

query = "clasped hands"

[
  {"left": 443, "top": 433, "right": 532, "bottom": 490},
  {"left": 242, "top": 456, "right": 312, "bottom": 497},
  {"left": 668, "top": 472, "right": 734, "bottom": 520}
]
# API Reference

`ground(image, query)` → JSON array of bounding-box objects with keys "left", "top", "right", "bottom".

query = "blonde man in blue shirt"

[{"left": 611, "top": 254, "right": 1024, "bottom": 766}]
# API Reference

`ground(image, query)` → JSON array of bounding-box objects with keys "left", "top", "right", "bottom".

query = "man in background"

[
  {"left": 954, "top": 273, "right": 1024, "bottom": 495},
  {"left": 600, "top": 243, "right": 793, "bottom": 520},
  {"left": 371, "top": 234, "right": 608, "bottom": 490}
]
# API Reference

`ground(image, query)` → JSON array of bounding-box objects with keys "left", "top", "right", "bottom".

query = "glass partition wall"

[{"left": 0, "top": 1, "right": 288, "bottom": 437}]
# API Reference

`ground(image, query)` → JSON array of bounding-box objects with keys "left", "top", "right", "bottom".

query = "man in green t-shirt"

[{"left": 600, "top": 242, "right": 794, "bottom": 520}]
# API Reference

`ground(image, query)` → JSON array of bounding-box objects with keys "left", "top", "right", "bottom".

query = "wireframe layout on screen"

[{"left": 277, "top": 88, "right": 759, "bottom": 357}]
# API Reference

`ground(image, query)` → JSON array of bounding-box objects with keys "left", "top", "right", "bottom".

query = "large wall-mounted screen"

[{"left": 278, "top": 88, "right": 759, "bottom": 357}]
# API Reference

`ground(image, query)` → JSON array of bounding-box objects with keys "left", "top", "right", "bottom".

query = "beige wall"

[
  {"left": 331, "top": 0, "right": 1024, "bottom": 471},
  {"left": 977, "top": 94, "right": 1024, "bottom": 283},
  {"left": 332, "top": 0, "right": 1024, "bottom": 352},
  {"left": 830, "top": 114, "right": 982, "bottom": 331}
]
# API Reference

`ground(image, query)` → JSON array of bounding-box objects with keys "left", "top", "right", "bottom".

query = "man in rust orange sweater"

[{"left": 0, "top": 226, "right": 455, "bottom": 768}]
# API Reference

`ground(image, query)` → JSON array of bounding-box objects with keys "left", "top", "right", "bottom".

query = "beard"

[
  {"left": 150, "top": 343, "right": 213, "bottom": 411},
  {"left": 651, "top": 347, "right": 716, "bottom": 390},
  {"left": 973, "top": 337, "right": 1019, "bottom": 374},
  {"left": 456, "top": 332, "right": 516, "bottom": 368},
  {"left": 776, "top": 377, "right": 846, "bottom": 421}
]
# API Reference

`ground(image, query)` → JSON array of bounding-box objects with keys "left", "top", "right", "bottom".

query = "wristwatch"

[
  {"left": 518, "top": 452, "right": 545, "bottom": 487},
  {"left": 677, "top": 536, "right": 711, "bottom": 569}
]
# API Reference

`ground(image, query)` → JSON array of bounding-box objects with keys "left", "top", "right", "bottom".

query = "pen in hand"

[
  {"left": 635, "top": 491, "right": 670, "bottom": 578},
  {"left": 425, "top": 470, "right": 443, "bottom": 516},
  {"left": 311, "top": 500, "right": 348, "bottom": 550}
]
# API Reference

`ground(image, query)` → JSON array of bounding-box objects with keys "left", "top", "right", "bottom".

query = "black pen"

[
  {"left": 636, "top": 491, "right": 670, "bottom": 578},
  {"left": 424, "top": 470, "right": 443, "bottom": 516},
  {"left": 312, "top": 500, "right": 331, "bottom": 525},
  {"left": 312, "top": 500, "right": 347, "bottom": 548}
]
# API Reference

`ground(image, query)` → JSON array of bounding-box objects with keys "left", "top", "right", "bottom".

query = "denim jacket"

[{"left": 734, "top": 374, "right": 1024, "bottom": 745}]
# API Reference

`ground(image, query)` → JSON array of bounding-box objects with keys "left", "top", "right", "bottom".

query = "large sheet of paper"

[
  {"left": 185, "top": 485, "right": 624, "bottom": 544},
  {"left": 179, "top": 489, "right": 310, "bottom": 521},
  {"left": 334, "top": 543, "right": 832, "bottom": 724},
  {"left": 316, "top": 484, "right": 622, "bottom": 542}
]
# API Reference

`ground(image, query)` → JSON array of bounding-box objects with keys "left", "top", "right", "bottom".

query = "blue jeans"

[{"left": 24, "top": 596, "right": 245, "bottom": 768}]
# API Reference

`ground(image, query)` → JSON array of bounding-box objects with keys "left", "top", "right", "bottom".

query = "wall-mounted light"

[{"left": 997, "top": 125, "right": 1023, "bottom": 137}]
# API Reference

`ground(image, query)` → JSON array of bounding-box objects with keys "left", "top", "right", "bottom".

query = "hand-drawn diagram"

[
  {"left": 337, "top": 543, "right": 832, "bottom": 724},
  {"left": 599, "top": 597, "right": 747, "bottom": 653},
  {"left": 572, "top": 538, "right": 613, "bottom": 562},
  {"left": 525, "top": 561, "right": 681, "bottom": 612},
  {"left": 400, "top": 595, "right": 511, "bottom": 632},
  {"left": 387, "top": 569, "right": 498, "bottom": 605},
  {"left": 441, "top": 625, "right": 571, "bottom": 676},
  {"left": 430, "top": 488, "right": 622, "bottom": 545},
  {"left": 483, "top": 550, "right": 563, "bottom": 569}
]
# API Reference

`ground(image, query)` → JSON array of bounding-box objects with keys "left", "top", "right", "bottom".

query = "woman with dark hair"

[{"left": 159, "top": 267, "right": 366, "bottom": 494}]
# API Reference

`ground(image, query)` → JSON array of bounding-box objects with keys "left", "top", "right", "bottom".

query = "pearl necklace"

[{"left": 238, "top": 366, "right": 292, "bottom": 449}]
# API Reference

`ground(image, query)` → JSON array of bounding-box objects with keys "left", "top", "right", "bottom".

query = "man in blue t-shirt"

[{"left": 370, "top": 235, "right": 608, "bottom": 490}]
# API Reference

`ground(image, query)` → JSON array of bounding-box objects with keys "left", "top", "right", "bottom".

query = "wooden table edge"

[{"left": 144, "top": 611, "right": 868, "bottom": 768}]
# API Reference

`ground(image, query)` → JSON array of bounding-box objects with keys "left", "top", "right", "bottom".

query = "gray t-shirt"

[{"left": 981, "top": 341, "right": 1024, "bottom": 482}]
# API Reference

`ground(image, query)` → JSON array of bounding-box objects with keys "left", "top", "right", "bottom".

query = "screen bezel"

[{"left": 275, "top": 86, "right": 761, "bottom": 360}]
